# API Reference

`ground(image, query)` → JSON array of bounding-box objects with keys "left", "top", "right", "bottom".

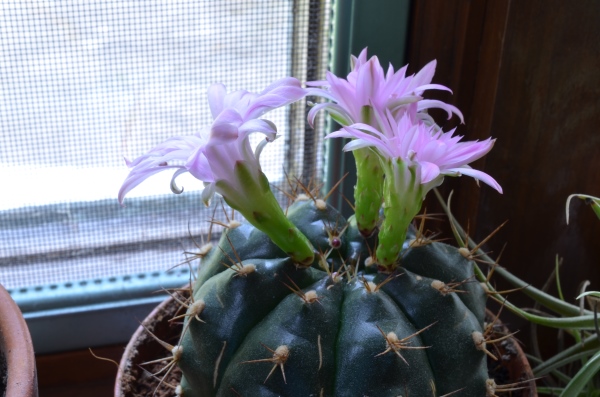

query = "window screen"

[{"left": 0, "top": 0, "right": 331, "bottom": 289}]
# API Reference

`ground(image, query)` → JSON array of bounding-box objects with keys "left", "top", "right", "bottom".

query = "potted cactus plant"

[{"left": 114, "top": 49, "right": 535, "bottom": 396}]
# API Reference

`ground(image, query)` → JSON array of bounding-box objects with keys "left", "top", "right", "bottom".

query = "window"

[{"left": 1, "top": 0, "right": 331, "bottom": 352}]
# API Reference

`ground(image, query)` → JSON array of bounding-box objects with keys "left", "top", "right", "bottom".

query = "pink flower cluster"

[
  {"left": 120, "top": 48, "right": 501, "bottom": 214},
  {"left": 307, "top": 48, "right": 502, "bottom": 194}
]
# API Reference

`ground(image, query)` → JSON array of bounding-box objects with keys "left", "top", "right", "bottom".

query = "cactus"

[
  {"left": 168, "top": 196, "right": 489, "bottom": 397},
  {"left": 119, "top": 49, "right": 506, "bottom": 396}
]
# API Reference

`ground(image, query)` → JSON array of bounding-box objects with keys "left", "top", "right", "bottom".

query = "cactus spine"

[{"left": 172, "top": 196, "right": 489, "bottom": 397}]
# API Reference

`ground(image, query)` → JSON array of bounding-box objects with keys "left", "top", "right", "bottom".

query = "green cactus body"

[{"left": 177, "top": 199, "right": 488, "bottom": 397}]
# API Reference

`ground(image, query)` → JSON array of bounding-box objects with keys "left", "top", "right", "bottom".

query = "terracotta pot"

[
  {"left": 115, "top": 295, "right": 184, "bottom": 397},
  {"left": 115, "top": 295, "right": 538, "bottom": 397},
  {"left": 0, "top": 284, "right": 38, "bottom": 397},
  {"left": 484, "top": 309, "right": 538, "bottom": 397}
]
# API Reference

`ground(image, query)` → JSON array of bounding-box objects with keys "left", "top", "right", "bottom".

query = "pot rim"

[
  {"left": 0, "top": 284, "right": 38, "bottom": 397},
  {"left": 114, "top": 294, "right": 178, "bottom": 397}
]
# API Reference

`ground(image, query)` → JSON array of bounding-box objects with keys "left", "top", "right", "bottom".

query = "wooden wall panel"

[
  {"left": 407, "top": 0, "right": 600, "bottom": 321},
  {"left": 36, "top": 345, "right": 123, "bottom": 396}
]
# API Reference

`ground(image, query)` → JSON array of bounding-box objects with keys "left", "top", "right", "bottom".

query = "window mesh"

[{"left": 0, "top": 0, "right": 331, "bottom": 289}]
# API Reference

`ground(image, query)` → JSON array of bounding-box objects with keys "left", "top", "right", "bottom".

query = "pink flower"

[
  {"left": 119, "top": 78, "right": 315, "bottom": 265},
  {"left": 306, "top": 48, "right": 463, "bottom": 128},
  {"left": 331, "top": 108, "right": 501, "bottom": 269},
  {"left": 329, "top": 109, "right": 502, "bottom": 193},
  {"left": 118, "top": 78, "right": 306, "bottom": 205}
]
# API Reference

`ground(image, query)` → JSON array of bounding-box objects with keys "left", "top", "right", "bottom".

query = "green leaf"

[
  {"left": 566, "top": 194, "right": 600, "bottom": 224},
  {"left": 533, "top": 333, "right": 600, "bottom": 378},
  {"left": 577, "top": 291, "right": 600, "bottom": 300},
  {"left": 526, "top": 354, "right": 572, "bottom": 384},
  {"left": 555, "top": 255, "right": 566, "bottom": 302},
  {"left": 533, "top": 350, "right": 595, "bottom": 377},
  {"left": 536, "top": 386, "right": 586, "bottom": 396},
  {"left": 434, "top": 188, "right": 587, "bottom": 317},
  {"left": 560, "top": 351, "right": 600, "bottom": 397}
]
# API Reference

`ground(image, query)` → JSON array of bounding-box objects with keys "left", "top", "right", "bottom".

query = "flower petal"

[
  {"left": 438, "top": 139, "right": 495, "bottom": 169},
  {"left": 342, "top": 139, "right": 380, "bottom": 153},
  {"left": 170, "top": 168, "right": 189, "bottom": 194},
  {"left": 210, "top": 109, "right": 243, "bottom": 143},
  {"left": 408, "top": 59, "right": 436, "bottom": 92},
  {"left": 185, "top": 145, "right": 214, "bottom": 182},
  {"left": 339, "top": 126, "right": 395, "bottom": 158},
  {"left": 118, "top": 163, "right": 181, "bottom": 205},
  {"left": 244, "top": 77, "right": 306, "bottom": 119},
  {"left": 445, "top": 167, "right": 503, "bottom": 193},
  {"left": 419, "top": 161, "right": 441, "bottom": 184},
  {"left": 118, "top": 134, "right": 211, "bottom": 204},
  {"left": 307, "top": 102, "right": 353, "bottom": 127},
  {"left": 305, "top": 80, "right": 328, "bottom": 87},
  {"left": 201, "top": 182, "right": 216, "bottom": 206},
  {"left": 418, "top": 100, "right": 464, "bottom": 123},
  {"left": 325, "top": 129, "right": 355, "bottom": 140},
  {"left": 412, "top": 83, "right": 452, "bottom": 94},
  {"left": 207, "top": 83, "right": 227, "bottom": 119},
  {"left": 239, "top": 119, "right": 278, "bottom": 141}
]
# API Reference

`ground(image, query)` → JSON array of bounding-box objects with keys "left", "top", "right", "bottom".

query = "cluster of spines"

[{"left": 136, "top": 184, "right": 530, "bottom": 397}]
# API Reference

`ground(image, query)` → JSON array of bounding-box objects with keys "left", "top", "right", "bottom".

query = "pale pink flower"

[
  {"left": 118, "top": 78, "right": 306, "bottom": 205},
  {"left": 306, "top": 48, "right": 463, "bottom": 127},
  {"left": 328, "top": 109, "right": 502, "bottom": 193}
]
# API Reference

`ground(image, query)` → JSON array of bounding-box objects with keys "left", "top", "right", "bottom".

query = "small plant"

[
  {"left": 119, "top": 49, "right": 513, "bottom": 396},
  {"left": 436, "top": 191, "right": 600, "bottom": 397}
]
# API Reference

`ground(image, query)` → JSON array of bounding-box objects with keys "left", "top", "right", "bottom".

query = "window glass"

[{"left": 0, "top": 0, "right": 329, "bottom": 289}]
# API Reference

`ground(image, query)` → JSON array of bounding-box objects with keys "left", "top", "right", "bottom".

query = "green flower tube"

[
  {"left": 215, "top": 160, "right": 315, "bottom": 266},
  {"left": 353, "top": 147, "right": 384, "bottom": 236},
  {"left": 376, "top": 158, "right": 425, "bottom": 271},
  {"left": 327, "top": 108, "right": 502, "bottom": 271}
]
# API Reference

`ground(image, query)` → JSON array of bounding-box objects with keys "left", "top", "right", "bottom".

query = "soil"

[
  {"left": 485, "top": 318, "right": 536, "bottom": 397},
  {"left": 117, "top": 300, "right": 184, "bottom": 397},
  {"left": 118, "top": 301, "right": 537, "bottom": 397}
]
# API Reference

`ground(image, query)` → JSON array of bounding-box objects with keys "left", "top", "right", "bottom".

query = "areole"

[{"left": 114, "top": 290, "right": 538, "bottom": 397}]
